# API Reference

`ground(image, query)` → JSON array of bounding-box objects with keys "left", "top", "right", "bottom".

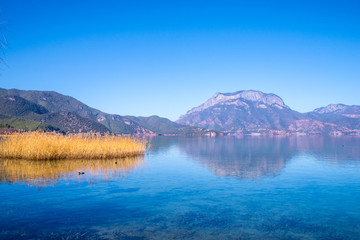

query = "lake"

[{"left": 1, "top": 136, "right": 360, "bottom": 239}]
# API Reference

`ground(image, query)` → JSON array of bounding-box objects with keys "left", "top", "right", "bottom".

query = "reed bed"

[{"left": 0, "top": 131, "right": 147, "bottom": 160}]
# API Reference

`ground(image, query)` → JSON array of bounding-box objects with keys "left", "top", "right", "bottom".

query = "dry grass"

[
  {"left": 0, "top": 156, "right": 144, "bottom": 187},
  {"left": 0, "top": 131, "right": 147, "bottom": 160}
]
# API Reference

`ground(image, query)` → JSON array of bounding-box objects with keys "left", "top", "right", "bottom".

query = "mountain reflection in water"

[
  {"left": 0, "top": 156, "right": 144, "bottom": 187},
  {"left": 171, "top": 136, "right": 360, "bottom": 180}
]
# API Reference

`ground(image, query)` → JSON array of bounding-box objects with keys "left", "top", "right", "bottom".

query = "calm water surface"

[{"left": 1, "top": 136, "right": 360, "bottom": 239}]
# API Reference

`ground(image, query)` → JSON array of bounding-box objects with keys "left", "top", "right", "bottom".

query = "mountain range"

[
  {"left": 177, "top": 90, "right": 360, "bottom": 136},
  {"left": 0, "top": 88, "right": 218, "bottom": 136},
  {"left": 0, "top": 88, "right": 359, "bottom": 135}
]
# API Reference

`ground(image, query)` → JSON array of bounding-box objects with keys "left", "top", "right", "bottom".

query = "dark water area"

[{"left": 1, "top": 136, "right": 360, "bottom": 239}]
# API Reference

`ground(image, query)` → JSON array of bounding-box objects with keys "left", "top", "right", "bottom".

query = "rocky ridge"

[
  {"left": 185, "top": 90, "right": 288, "bottom": 115},
  {"left": 177, "top": 90, "right": 360, "bottom": 136}
]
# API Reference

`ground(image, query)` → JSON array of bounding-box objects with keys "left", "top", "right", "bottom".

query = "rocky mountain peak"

[
  {"left": 313, "top": 104, "right": 347, "bottom": 114},
  {"left": 185, "top": 90, "right": 288, "bottom": 115}
]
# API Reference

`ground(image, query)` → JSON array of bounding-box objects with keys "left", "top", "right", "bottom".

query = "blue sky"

[{"left": 0, "top": 0, "right": 359, "bottom": 120}]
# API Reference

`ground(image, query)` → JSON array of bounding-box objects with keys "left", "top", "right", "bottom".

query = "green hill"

[
  {"left": 29, "top": 111, "right": 111, "bottom": 133},
  {"left": 0, "top": 94, "right": 110, "bottom": 133},
  {"left": 0, "top": 95, "right": 49, "bottom": 116},
  {"left": 0, "top": 113, "right": 58, "bottom": 131},
  {"left": 0, "top": 88, "right": 149, "bottom": 134}
]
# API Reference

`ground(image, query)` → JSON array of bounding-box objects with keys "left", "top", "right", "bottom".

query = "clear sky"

[{"left": 0, "top": 0, "right": 359, "bottom": 120}]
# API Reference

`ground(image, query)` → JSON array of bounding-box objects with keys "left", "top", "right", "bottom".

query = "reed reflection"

[{"left": 0, "top": 156, "right": 144, "bottom": 187}]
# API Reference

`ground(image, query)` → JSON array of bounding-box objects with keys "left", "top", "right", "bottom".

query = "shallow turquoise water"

[{"left": 1, "top": 136, "right": 360, "bottom": 239}]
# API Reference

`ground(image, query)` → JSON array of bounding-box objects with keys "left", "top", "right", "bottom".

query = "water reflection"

[
  {"left": 1, "top": 136, "right": 359, "bottom": 187},
  {"left": 0, "top": 156, "right": 144, "bottom": 187},
  {"left": 290, "top": 136, "right": 360, "bottom": 164},
  {"left": 147, "top": 135, "right": 178, "bottom": 154},
  {"left": 176, "top": 137, "right": 293, "bottom": 179},
  {"left": 173, "top": 136, "right": 360, "bottom": 179}
]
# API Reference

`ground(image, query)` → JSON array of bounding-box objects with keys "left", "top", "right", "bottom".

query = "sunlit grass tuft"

[{"left": 0, "top": 131, "right": 147, "bottom": 160}]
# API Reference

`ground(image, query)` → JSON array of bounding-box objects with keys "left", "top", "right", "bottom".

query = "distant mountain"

[
  {"left": 306, "top": 104, "right": 360, "bottom": 131},
  {"left": 313, "top": 104, "right": 360, "bottom": 115},
  {"left": 177, "top": 90, "right": 303, "bottom": 134},
  {"left": 0, "top": 88, "right": 219, "bottom": 135},
  {"left": 177, "top": 90, "right": 360, "bottom": 135},
  {"left": 125, "top": 115, "right": 217, "bottom": 135},
  {"left": 5, "top": 87, "right": 358, "bottom": 136}
]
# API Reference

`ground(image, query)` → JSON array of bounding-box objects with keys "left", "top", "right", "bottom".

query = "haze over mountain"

[
  {"left": 0, "top": 88, "right": 217, "bottom": 135},
  {"left": 177, "top": 90, "right": 360, "bottom": 135}
]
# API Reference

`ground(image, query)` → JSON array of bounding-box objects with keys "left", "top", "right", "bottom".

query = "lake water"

[{"left": 1, "top": 136, "right": 360, "bottom": 239}]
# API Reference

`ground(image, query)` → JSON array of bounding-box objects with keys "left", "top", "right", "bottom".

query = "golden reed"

[{"left": 0, "top": 131, "right": 147, "bottom": 160}]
